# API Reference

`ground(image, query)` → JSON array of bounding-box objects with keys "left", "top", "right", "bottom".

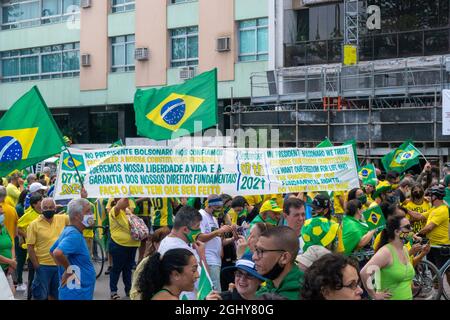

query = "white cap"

[
  {"left": 296, "top": 245, "right": 331, "bottom": 268},
  {"left": 29, "top": 182, "right": 48, "bottom": 194}
]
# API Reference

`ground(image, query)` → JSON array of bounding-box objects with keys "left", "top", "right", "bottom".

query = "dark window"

[{"left": 89, "top": 112, "right": 118, "bottom": 143}]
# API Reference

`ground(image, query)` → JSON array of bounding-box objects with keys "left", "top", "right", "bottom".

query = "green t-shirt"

[
  {"left": 256, "top": 264, "right": 304, "bottom": 300},
  {"left": 342, "top": 215, "right": 369, "bottom": 256},
  {"left": 0, "top": 226, "right": 12, "bottom": 271}
]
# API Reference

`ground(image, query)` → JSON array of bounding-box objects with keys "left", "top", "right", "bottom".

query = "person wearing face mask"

[
  {"left": 371, "top": 181, "right": 396, "bottom": 207},
  {"left": 360, "top": 215, "right": 415, "bottom": 300},
  {"left": 341, "top": 199, "right": 376, "bottom": 258},
  {"left": 253, "top": 226, "right": 304, "bottom": 300},
  {"left": 347, "top": 187, "right": 369, "bottom": 208},
  {"left": 407, "top": 185, "right": 450, "bottom": 274},
  {"left": 404, "top": 184, "right": 430, "bottom": 234},
  {"left": 386, "top": 171, "right": 400, "bottom": 190},
  {"left": 310, "top": 193, "right": 332, "bottom": 220},
  {"left": 49, "top": 198, "right": 96, "bottom": 300},
  {"left": 27, "top": 197, "right": 69, "bottom": 300},
  {"left": 158, "top": 206, "right": 207, "bottom": 299},
  {"left": 197, "top": 195, "right": 234, "bottom": 293},
  {"left": 394, "top": 178, "right": 414, "bottom": 205}
]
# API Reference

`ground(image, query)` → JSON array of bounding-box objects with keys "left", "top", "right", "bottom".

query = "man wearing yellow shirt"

[
  {"left": 407, "top": 185, "right": 450, "bottom": 273},
  {"left": 17, "top": 194, "right": 43, "bottom": 297},
  {"left": 41, "top": 167, "right": 51, "bottom": 186},
  {"left": 108, "top": 198, "right": 140, "bottom": 300},
  {"left": 6, "top": 173, "right": 24, "bottom": 206},
  {"left": 0, "top": 187, "right": 18, "bottom": 245},
  {"left": 27, "top": 197, "right": 69, "bottom": 300}
]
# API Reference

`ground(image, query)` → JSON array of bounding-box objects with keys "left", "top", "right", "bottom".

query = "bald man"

[
  {"left": 253, "top": 226, "right": 304, "bottom": 300},
  {"left": 27, "top": 198, "right": 69, "bottom": 300}
]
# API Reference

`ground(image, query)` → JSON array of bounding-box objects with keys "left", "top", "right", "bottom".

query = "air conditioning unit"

[
  {"left": 135, "top": 47, "right": 149, "bottom": 61},
  {"left": 81, "top": 0, "right": 91, "bottom": 8},
  {"left": 179, "top": 66, "right": 196, "bottom": 80},
  {"left": 81, "top": 54, "right": 91, "bottom": 67},
  {"left": 216, "top": 37, "right": 231, "bottom": 52}
]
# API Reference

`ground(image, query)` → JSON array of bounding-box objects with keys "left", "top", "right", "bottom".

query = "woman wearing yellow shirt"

[{"left": 109, "top": 198, "right": 141, "bottom": 300}]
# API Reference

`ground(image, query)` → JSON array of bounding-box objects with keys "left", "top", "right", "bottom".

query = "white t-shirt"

[
  {"left": 158, "top": 236, "right": 200, "bottom": 262},
  {"left": 199, "top": 209, "right": 222, "bottom": 267},
  {"left": 157, "top": 235, "right": 199, "bottom": 300}
]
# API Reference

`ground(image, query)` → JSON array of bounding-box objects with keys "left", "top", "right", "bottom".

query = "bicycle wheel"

[
  {"left": 91, "top": 239, "right": 105, "bottom": 279},
  {"left": 413, "top": 260, "right": 443, "bottom": 300},
  {"left": 442, "top": 261, "right": 450, "bottom": 300}
]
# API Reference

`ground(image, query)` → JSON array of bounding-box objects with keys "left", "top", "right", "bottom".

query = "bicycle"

[
  {"left": 429, "top": 244, "right": 450, "bottom": 300},
  {"left": 90, "top": 225, "right": 109, "bottom": 279},
  {"left": 412, "top": 259, "right": 442, "bottom": 300}
]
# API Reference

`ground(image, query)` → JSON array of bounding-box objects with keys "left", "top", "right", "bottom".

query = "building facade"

[
  {"left": 0, "top": 0, "right": 270, "bottom": 143},
  {"left": 231, "top": 0, "right": 450, "bottom": 166}
]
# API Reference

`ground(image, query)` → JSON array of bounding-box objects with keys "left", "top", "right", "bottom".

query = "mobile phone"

[{"left": 421, "top": 238, "right": 430, "bottom": 245}]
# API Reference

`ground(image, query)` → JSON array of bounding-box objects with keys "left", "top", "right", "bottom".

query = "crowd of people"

[{"left": 0, "top": 161, "right": 449, "bottom": 301}]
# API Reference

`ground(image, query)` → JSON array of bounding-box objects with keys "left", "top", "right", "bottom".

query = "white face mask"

[{"left": 82, "top": 214, "right": 95, "bottom": 228}]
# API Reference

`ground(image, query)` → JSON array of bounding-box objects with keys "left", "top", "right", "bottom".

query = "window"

[
  {"left": 170, "top": 26, "right": 198, "bottom": 67},
  {"left": 111, "top": 35, "right": 135, "bottom": 72},
  {"left": 111, "top": 0, "right": 134, "bottom": 13},
  {"left": 238, "top": 18, "right": 268, "bottom": 62},
  {"left": 89, "top": 112, "right": 118, "bottom": 143},
  {"left": 0, "top": 42, "right": 79, "bottom": 82},
  {"left": 1, "top": 0, "right": 80, "bottom": 30}
]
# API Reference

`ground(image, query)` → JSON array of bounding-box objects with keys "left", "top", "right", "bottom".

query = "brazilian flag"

[
  {"left": 359, "top": 164, "right": 377, "bottom": 185},
  {"left": 134, "top": 69, "right": 218, "bottom": 141},
  {"left": 381, "top": 140, "right": 421, "bottom": 173},
  {"left": 0, "top": 86, "right": 65, "bottom": 177},
  {"left": 363, "top": 205, "right": 386, "bottom": 231},
  {"left": 61, "top": 152, "right": 86, "bottom": 172}
]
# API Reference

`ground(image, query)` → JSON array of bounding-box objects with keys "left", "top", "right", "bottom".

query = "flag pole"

[{"left": 63, "top": 146, "right": 84, "bottom": 190}]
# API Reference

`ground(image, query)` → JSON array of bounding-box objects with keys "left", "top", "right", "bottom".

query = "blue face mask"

[{"left": 0, "top": 215, "right": 4, "bottom": 226}]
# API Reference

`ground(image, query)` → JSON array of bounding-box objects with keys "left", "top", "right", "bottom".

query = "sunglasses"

[{"left": 401, "top": 224, "right": 412, "bottom": 231}]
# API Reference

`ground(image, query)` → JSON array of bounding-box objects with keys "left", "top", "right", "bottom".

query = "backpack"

[{"left": 127, "top": 213, "right": 149, "bottom": 241}]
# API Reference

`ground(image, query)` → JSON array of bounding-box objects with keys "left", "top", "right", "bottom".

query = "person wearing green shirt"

[
  {"left": 249, "top": 200, "right": 282, "bottom": 228},
  {"left": 253, "top": 226, "right": 303, "bottom": 300},
  {"left": 341, "top": 199, "right": 376, "bottom": 256}
]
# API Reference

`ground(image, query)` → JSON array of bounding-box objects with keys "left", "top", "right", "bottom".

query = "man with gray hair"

[
  {"left": 42, "top": 167, "right": 51, "bottom": 186},
  {"left": 27, "top": 197, "right": 69, "bottom": 300},
  {"left": 50, "top": 198, "right": 96, "bottom": 300},
  {"left": 26, "top": 174, "right": 37, "bottom": 186}
]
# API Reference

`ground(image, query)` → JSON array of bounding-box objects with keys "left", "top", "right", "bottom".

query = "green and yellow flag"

[
  {"left": 359, "top": 164, "right": 377, "bottom": 185},
  {"left": 0, "top": 86, "right": 65, "bottom": 177},
  {"left": 134, "top": 69, "right": 218, "bottom": 141},
  {"left": 362, "top": 205, "right": 386, "bottom": 231},
  {"left": 381, "top": 140, "right": 421, "bottom": 173},
  {"left": 197, "top": 261, "right": 214, "bottom": 300},
  {"left": 109, "top": 139, "right": 124, "bottom": 148}
]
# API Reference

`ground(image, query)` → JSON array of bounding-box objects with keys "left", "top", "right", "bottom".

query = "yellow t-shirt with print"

[
  {"left": 421, "top": 205, "right": 450, "bottom": 245},
  {"left": 404, "top": 200, "right": 431, "bottom": 234},
  {"left": 334, "top": 191, "right": 346, "bottom": 215},
  {"left": 244, "top": 195, "right": 262, "bottom": 206},
  {"left": 26, "top": 214, "right": 69, "bottom": 266},
  {"left": 109, "top": 207, "right": 140, "bottom": 247}
]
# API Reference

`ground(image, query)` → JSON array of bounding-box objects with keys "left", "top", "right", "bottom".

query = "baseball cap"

[
  {"left": 296, "top": 245, "right": 331, "bottom": 268},
  {"left": 311, "top": 193, "right": 330, "bottom": 210},
  {"left": 222, "top": 256, "right": 267, "bottom": 281},
  {"left": 259, "top": 199, "right": 283, "bottom": 214},
  {"left": 29, "top": 182, "right": 48, "bottom": 194}
]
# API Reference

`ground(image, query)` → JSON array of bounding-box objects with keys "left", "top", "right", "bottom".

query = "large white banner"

[
  {"left": 54, "top": 146, "right": 359, "bottom": 200},
  {"left": 443, "top": 89, "right": 450, "bottom": 135}
]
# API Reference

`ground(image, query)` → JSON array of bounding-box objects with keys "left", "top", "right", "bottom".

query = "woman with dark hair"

[
  {"left": 136, "top": 248, "right": 199, "bottom": 300},
  {"left": 302, "top": 253, "right": 363, "bottom": 300},
  {"left": 360, "top": 215, "right": 415, "bottom": 300},
  {"left": 347, "top": 188, "right": 368, "bottom": 207},
  {"left": 130, "top": 227, "right": 171, "bottom": 300},
  {"left": 341, "top": 200, "right": 376, "bottom": 256}
]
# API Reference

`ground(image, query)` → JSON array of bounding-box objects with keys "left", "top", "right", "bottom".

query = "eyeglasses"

[
  {"left": 235, "top": 270, "right": 256, "bottom": 280},
  {"left": 341, "top": 280, "right": 362, "bottom": 291},
  {"left": 254, "top": 247, "right": 285, "bottom": 259}
]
